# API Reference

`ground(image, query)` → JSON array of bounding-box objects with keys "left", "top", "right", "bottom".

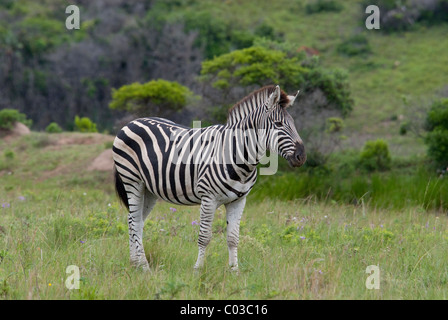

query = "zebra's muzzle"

[{"left": 287, "top": 142, "right": 306, "bottom": 168}]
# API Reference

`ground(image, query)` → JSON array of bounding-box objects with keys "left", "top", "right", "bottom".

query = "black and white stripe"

[{"left": 113, "top": 85, "right": 306, "bottom": 271}]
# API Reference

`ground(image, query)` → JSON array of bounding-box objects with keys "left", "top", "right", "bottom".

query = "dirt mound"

[
  {"left": 55, "top": 132, "right": 113, "bottom": 146},
  {"left": 0, "top": 122, "right": 30, "bottom": 141},
  {"left": 87, "top": 149, "right": 114, "bottom": 171}
]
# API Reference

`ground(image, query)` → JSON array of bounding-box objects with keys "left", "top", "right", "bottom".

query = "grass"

[
  {"left": 1, "top": 131, "right": 448, "bottom": 299},
  {"left": 253, "top": 164, "right": 448, "bottom": 211},
  {"left": 2, "top": 195, "right": 448, "bottom": 299}
]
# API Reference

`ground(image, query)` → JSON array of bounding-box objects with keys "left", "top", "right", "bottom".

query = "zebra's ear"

[
  {"left": 286, "top": 90, "right": 300, "bottom": 108},
  {"left": 267, "top": 85, "right": 281, "bottom": 110}
]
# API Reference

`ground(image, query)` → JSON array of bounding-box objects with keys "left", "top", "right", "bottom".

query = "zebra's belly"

[
  {"left": 147, "top": 179, "right": 253, "bottom": 206},
  {"left": 147, "top": 177, "right": 202, "bottom": 206},
  {"left": 196, "top": 175, "right": 256, "bottom": 205}
]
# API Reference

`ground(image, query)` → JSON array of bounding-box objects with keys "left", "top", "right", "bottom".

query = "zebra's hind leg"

[
  {"left": 194, "top": 197, "right": 218, "bottom": 270},
  {"left": 142, "top": 189, "right": 157, "bottom": 222},
  {"left": 126, "top": 183, "right": 156, "bottom": 271},
  {"left": 225, "top": 197, "right": 246, "bottom": 272}
]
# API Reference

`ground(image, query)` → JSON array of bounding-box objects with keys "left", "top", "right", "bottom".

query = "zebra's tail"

[{"left": 114, "top": 168, "right": 129, "bottom": 210}]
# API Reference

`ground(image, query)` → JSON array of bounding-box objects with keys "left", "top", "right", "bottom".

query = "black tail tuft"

[{"left": 114, "top": 169, "right": 129, "bottom": 210}]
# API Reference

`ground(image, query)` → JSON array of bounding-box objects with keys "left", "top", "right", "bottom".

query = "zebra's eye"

[{"left": 274, "top": 121, "right": 283, "bottom": 127}]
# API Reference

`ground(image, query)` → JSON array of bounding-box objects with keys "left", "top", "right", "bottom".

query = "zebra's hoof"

[
  {"left": 193, "top": 264, "right": 206, "bottom": 275},
  {"left": 230, "top": 266, "right": 239, "bottom": 274},
  {"left": 131, "top": 260, "right": 150, "bottom": 272}
]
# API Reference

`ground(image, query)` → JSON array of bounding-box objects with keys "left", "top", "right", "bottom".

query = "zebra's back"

[{"left": 113, "top": 117, "right": 206, "bottom": 205}]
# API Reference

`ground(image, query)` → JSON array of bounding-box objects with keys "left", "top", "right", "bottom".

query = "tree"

[
  {"left": 109, "top": 79, "right": 195, "bottom": 119},
  {"left": 199, "top": 45, "right": 353, "bottom": 117},
  {"left": 200, "top": 46, "right": 305, "bottom": 93}
]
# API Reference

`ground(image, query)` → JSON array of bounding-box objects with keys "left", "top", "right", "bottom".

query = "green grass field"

[{"left": 1, "top": 132, "right": 448, "bottom": 300}]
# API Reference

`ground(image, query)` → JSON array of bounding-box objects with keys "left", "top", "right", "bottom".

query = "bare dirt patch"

[
  {"left": 0, "top": 122, "right": 30, "bottom": 141},
  {"left": 87, "top": 149, "right": 114, "bottom": 172}
]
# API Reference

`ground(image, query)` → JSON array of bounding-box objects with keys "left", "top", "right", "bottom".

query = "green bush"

[
  {"left": 418, "top": 0, "right": 448, "bottom": 24},
  {"left": 426, "top": 128, "right": 448, "bottom": 166},
  {"left": 425, "top": 98, "right": 448, "bottom": 166},
  {"left": 359, "top": 139, "right": 392, "bottom": 172},
  {"left": 0, "top": 108, "right": 32, "bottom": 129},
  {"left": 3, "top": 149, "right": 15, "bottom": 160},
  {"left": 337, "top": 34, "right": 371, "bottom": 57},
  {"left": 425, "top": 98, "right": 448, "bottom": 131},
  {"left": 399, "top": 122, "right": 409, "bottom": 135},
  {"left": 109, "top": 79, "right": 194, "bottom": 118},
  {"left": 254, "top": 22, "right": 281, "bottom": 41},
  {"left": 305, "top": 0, "right": 343, "bottom": 14},
  {"left": 303, "top": 64, "right": 353, "bottom": 116},
  {"left": 326, "top": 117, "right": 344, "bottom": 133},
  {"left": 0, "top": 149, "right": 15, "bottom": 171},
  {"left": 45, "top": 122, "right": 63, "bottom": 133},
  {"left": 74, "top": 116, "right": 97, "bottom": 133}
]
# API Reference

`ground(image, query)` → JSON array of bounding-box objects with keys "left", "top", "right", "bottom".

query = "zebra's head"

[{"left": 265, "top": 85, "right": 306, "bottom": 168}]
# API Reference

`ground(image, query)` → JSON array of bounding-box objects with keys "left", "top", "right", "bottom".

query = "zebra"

[{"left": 112, "top": 85, "right": 306, "bottom": 272}]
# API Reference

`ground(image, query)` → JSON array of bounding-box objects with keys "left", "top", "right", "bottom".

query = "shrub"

[
  {"left": 45, "top": 122, "right": 63, "bottom": 133},
  {"left": 326, "top": 117, "right": 344, "bottom": 133},
  {"left": 399, "top": 122, "right": 409, "bottom": 135},
  {"left": 359, "top": 139, "right": 392, "bottom": 172},
  {"left": 254, "top": 22, "right": 280, "bottom": 41},
  {"left": 0, "top": 149, "right": 15, "bottom": 171},
  {"left": 418, "top": 0, "right": 448, "bottom": 24},
  {"left": 425, "top": 98, "right": 448, "bottom": 166},
  {"left": 109, "top": 79, "right": 194, "bottom": 118},
  {"left": 74, "top": 116, "right": 97, "bottom": 133},
  {"left": 305, "top": 0, "right": 343, "bottom": 14},
  {"left": 3, "top": 149, "right": 15, "bottom": 160},
  {"left": 425, "top": 128, "right": 448, "bottom": 166},
  {"left": 425, "top": 98, "right": 448, "bottom": 131},
  {"left": 0, "top": 109, "right": 32, "bottom": 129},
  {"left": 303, "top": 65, "right": 353, "bottom": 116},
  {"left": 337, "top": 34, "right": 371, "bottom": 57}
]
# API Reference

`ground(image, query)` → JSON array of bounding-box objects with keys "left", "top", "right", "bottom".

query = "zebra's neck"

[
  {"left": 222, "top": 112, "right": 269, "bottom": 177},
  {"left": 226, "top": 86, "right": 274, "bottom": 126}
]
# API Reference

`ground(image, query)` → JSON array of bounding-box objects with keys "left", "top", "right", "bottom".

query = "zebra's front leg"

[
  {"left": 194, "top": 197, "right": 217, "bottom": 270},
  {"left": 225, "top": 197, "right": 246, "bottom": 272}
]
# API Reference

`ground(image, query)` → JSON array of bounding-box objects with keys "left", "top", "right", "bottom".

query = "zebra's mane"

[{"left": 227, "top": 85, "right": 289, "bottom": 125}]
